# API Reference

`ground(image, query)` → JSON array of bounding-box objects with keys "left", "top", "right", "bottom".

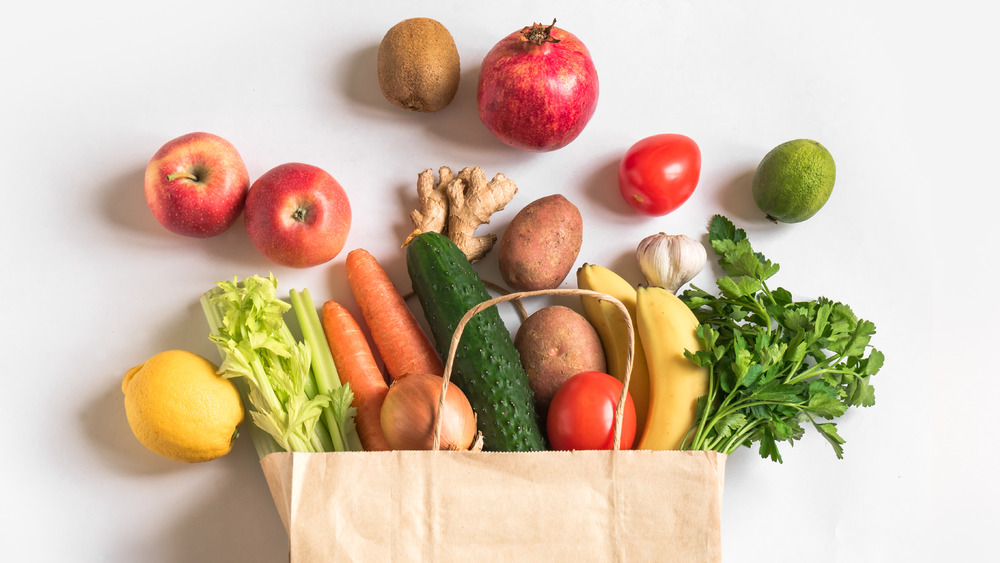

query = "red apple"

[
  {"left": 244, "top": 163, "right": 352, "bottom": 268},
  {"left": 144, "top": 132, "right": 250, "bottom": 237}
]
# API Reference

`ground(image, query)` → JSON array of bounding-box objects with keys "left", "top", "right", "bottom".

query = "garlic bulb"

[{"left": 636, "top": 233, "right": 707, "bottom": 293}]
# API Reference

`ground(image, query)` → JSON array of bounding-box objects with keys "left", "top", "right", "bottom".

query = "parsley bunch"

[{"left": 681, "top": 215, "right": 882, "bottom": 462}]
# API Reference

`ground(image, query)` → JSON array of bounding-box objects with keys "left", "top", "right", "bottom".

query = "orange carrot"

[
  {"left": 321, "top": 299, "right": 391, "bottom": 452},
  {"left": 346, "top": 248, "right": 444, "bottom": 381}
]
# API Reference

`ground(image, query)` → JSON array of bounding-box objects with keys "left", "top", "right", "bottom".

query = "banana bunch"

[
  {"left": 577, "top": 264, "right": 651, "bottom": 436},
  {"left": 634, "top": 285, "right": 707, "bottom": 450},
  {"left": 577, "top": 264, "right": 707, "bottom": 450}
]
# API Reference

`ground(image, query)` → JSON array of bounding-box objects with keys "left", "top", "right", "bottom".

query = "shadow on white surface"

[
  {"left": 151, "top": 443, "right": 288, "bottom": 563},
  {"left": 193, "top": 223, "right": 273, "bottom": 271},
  {"left": 81, "top": 376, "right": 288, "bottom": 561},
  {"left": 338, "top": 43, "right": 394, "bottom": 116},
  {"left": 335, "top": 41, "right": 524, "bottom": 157},
  {"left": 422, "top": 64, "right": 510, "bottom": 153},
  {"left": 713, "top": 166, "right": 769, "bottom": 226},
  {"left": 392, "top": 176, "right": 420, "bottom": 241},
  {"left": 80, "top": 303, "right": 234, "bottom": 474},
  {"left": 82, "top": 375, "right": 181, "bottom": 476},
  {"left": 580, "top": 155, "right": 631, "bottom": 219},
  {"left": 102, "top": 165, "right": 163, "bottom": 237},
  {"left": 99, "top": 158, "right": 279, "bottom": 269}
]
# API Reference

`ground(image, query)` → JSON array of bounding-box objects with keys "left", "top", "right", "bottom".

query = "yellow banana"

[
  {"left": 635, "top": 285, "right": 708, "bottom": 450},
  {"left": 576, "top": 263, "right": 651, "bottom": 438}
]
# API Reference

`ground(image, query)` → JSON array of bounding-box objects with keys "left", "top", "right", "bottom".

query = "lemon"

[
  {"left": 752, "top": 139, "right": 836, "bottom": 223},
  {"left": 122, "top": 350, "right": 244, "bottom": 463}
]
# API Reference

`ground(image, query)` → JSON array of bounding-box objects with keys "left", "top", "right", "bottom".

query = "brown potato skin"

[
  {"left": 499, "top": 194, "right": 583, "bottom": 291},
  {"left": 514, "top": 306, "right": 607, "bottom": 413},
  {"left": 377, "top": 18, "right": 460, "bottom": 112}
]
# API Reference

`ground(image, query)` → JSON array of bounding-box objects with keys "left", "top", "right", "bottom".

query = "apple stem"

[{"left": 167, "top": 171, "right": 199, "bottom": 182}]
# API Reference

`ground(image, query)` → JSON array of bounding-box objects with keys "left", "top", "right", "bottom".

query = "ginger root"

[{"left": 408, "top": 166, "right": 518, "bottom": 262}]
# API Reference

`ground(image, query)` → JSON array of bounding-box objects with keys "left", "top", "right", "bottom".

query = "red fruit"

[
  {"left": 244, "top": 163, "right": 352, "bottom": 269},
  {"left": 547, "top": 371, "right": 637, "bottom": 451},
  {"left": 143, "top": 132, "right": 250, "bottom": 238},
  {"left": 477, "top": 19, "right": 599, "bottom": 152},
  {"left": 618, "top": 134, "right": 702, "bottom": 216}
]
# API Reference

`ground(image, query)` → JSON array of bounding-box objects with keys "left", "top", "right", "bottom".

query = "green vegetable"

[
  {"left": 290, "top": 287, "right": 363, "bottom": 453},
  {"left": 680, "top": 215, "right": 881, "bottom": 462},
  {"left": 406, "top": 231, "right": 546, "bottom": 451},
  {"left": 200, "top": 274, "right": 359, "bottom": 458}
]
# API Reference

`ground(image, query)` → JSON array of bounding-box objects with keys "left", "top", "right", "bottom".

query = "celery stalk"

[
  {"left": 200, "top": 275, "right": 338, "bottom": 458},
  {"left": 289, "top": 288, "right": 361, "bottom": 452},
  {"left": 201, "top": 292, "right": 283, "bottom": 460}
]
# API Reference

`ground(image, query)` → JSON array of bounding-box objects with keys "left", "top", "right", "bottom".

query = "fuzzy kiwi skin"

[{"left": 377, "top": 18, "right": 460, "bottom": 113}]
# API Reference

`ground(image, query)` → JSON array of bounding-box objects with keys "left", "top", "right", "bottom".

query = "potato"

[
  {"left": 499, "top": 194, "right": 583, "bottom": 291},
  {"left": 514, "top": 305, "right": 606, "bottom": 412},
  {"left": 377, "top": 18, "right": 460, "bottom": 112}
]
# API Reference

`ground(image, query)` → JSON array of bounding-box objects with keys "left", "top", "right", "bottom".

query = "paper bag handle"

[{"left": 434, "top": 289, "right": 635, "bottom": 451}]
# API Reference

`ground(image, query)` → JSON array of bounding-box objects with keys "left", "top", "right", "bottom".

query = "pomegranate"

[{"left": 477, "top": 20, "right": 599, "bottom": 152}]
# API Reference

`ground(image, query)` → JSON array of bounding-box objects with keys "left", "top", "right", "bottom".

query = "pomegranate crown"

[{"left": 520, "top": 18, "right": 561, "bottom": 45}]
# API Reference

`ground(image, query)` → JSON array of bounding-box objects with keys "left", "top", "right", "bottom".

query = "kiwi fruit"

[{"left": 377, "top": 18, "right": 460, "bottom": 112}]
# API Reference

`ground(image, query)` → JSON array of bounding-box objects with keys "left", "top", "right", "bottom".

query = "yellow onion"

[{"left": 380, "top": 373, "right": 477, "bottom": 450}]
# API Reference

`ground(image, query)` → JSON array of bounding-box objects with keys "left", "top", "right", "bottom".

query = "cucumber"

[{"left": 406, "top": 232, "right": 546, "bottom": 452}]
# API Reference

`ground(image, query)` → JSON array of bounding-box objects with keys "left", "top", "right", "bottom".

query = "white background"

[{"left": 1, "top": 1, "right": 992, "bottom": 561}]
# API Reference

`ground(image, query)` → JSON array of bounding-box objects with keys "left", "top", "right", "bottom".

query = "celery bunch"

[{"left": 201, "top": 274, "right": 360, "bottom": 458}]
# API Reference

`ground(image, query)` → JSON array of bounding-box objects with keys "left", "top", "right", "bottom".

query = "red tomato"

[
  {"left": 546, "top": 371, "right": 637, "bottom": 450},
  {"left": 618, "top": 134, "right": 701, "bottom": 216}
]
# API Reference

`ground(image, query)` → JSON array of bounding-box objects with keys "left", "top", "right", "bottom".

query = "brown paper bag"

[
  {"left": 259, "top": 288, "right": 726, "bottom": 561},
  {"left": 261, "top": 449, "right": 725, "bottom": 562}
]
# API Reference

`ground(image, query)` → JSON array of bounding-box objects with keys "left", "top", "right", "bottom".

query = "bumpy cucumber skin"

[{"left": 406, "top": 232, "right": 546, "bottom": 452}]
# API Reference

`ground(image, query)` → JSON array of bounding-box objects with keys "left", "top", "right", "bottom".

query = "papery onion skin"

[{"left": 380, "top": 373, "right": 477, "bottom": 450}]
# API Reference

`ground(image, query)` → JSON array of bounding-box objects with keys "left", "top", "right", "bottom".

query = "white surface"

[{"left": 1, "top": 1, "right": 991, "bottom": 561}]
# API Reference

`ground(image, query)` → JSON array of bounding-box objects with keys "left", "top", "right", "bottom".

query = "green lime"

[{"left": 752, "top": 139, "right": 836, "bottom": 223}]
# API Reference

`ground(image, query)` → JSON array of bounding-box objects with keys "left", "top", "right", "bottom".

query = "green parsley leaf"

[
  {"left": 814, "top": 423, "right": 846, "bottom": 459},
  {"left": 681, "top": 215, "right": 881, "bottom": 462},
  {"left": 861, "top": 348, "right": 885, "bottom": 376}
]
